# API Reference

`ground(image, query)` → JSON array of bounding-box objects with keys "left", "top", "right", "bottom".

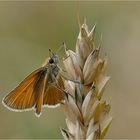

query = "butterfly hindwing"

[
  {"left": 43, "top": 85, "right": 64, "bottom": 107},
  {"left": 43, "top": 74, "right": 64, "bottom": 107}
]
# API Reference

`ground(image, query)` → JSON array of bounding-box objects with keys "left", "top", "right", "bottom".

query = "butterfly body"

[{"left": 2, "top": 53, "right": 64, "bottom": 117}]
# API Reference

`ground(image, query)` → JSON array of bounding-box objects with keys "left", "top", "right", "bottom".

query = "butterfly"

[{"left": 2, "top": 50, "right": 64, "bottom": 117}]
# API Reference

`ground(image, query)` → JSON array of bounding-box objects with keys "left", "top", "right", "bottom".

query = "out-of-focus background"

[{"left": 0, "top": 1, "right": 140, "bottom": 139}]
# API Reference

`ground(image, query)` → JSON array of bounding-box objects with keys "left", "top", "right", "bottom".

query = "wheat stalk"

[{"left": 60, "top": 20, "right": 112, "bottom": 140}]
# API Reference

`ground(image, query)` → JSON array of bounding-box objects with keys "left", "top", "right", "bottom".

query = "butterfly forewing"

[{"left": 2, "top": 67, "right": 46, "bottom": 111}]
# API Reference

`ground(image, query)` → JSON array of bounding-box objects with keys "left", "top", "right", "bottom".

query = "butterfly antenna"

[
  {"left": 56, "top": 42, "right": 67, "bottom": 54},
  {"left": 62, "top": 42, "right": 67, "bottom": 53},
  {"left": 56, "top": 42, "right": 68, "bottom": 61},
  {"left": 49, "top": 49, "right": 52, "bottom": 57}
]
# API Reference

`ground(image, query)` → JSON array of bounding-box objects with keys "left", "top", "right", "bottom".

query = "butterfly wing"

[
  {"left": 43, "top": 74, "right": 64, "bottom": 107},
  {"left": 2, "top": 67, "right": 46, "bottom": 112},
  {"left": 34, "top": 71, "right": 48, "bottom": 116},
  {"left": 43, "top": 85, "right": 64, "bottom": 107}
]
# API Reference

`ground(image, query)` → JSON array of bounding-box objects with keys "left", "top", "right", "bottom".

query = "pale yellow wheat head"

[{"left": 61, "top": 20, "right": 112, "bottom": 140}]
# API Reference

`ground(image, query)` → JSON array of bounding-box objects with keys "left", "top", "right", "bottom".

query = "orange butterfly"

[{"left": 2, "top": 50, "right": 64, "bottom": 117}]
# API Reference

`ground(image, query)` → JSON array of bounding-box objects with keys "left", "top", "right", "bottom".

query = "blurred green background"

[{"left": 0, "top": 1, "right": 140, "bottom": 139}]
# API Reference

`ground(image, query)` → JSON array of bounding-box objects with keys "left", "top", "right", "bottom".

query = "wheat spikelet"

[{"left": 60, "top": 20, "right": 112, "bottom": 140}]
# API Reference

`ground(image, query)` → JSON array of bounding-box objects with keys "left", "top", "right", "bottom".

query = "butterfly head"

[{"left": 49, "top": 49, "right": 59, "bottom": 65}]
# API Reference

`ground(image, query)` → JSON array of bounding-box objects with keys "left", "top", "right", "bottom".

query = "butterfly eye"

[{"left": 49, "top": 58, "right": 54, "bottom": 64}]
